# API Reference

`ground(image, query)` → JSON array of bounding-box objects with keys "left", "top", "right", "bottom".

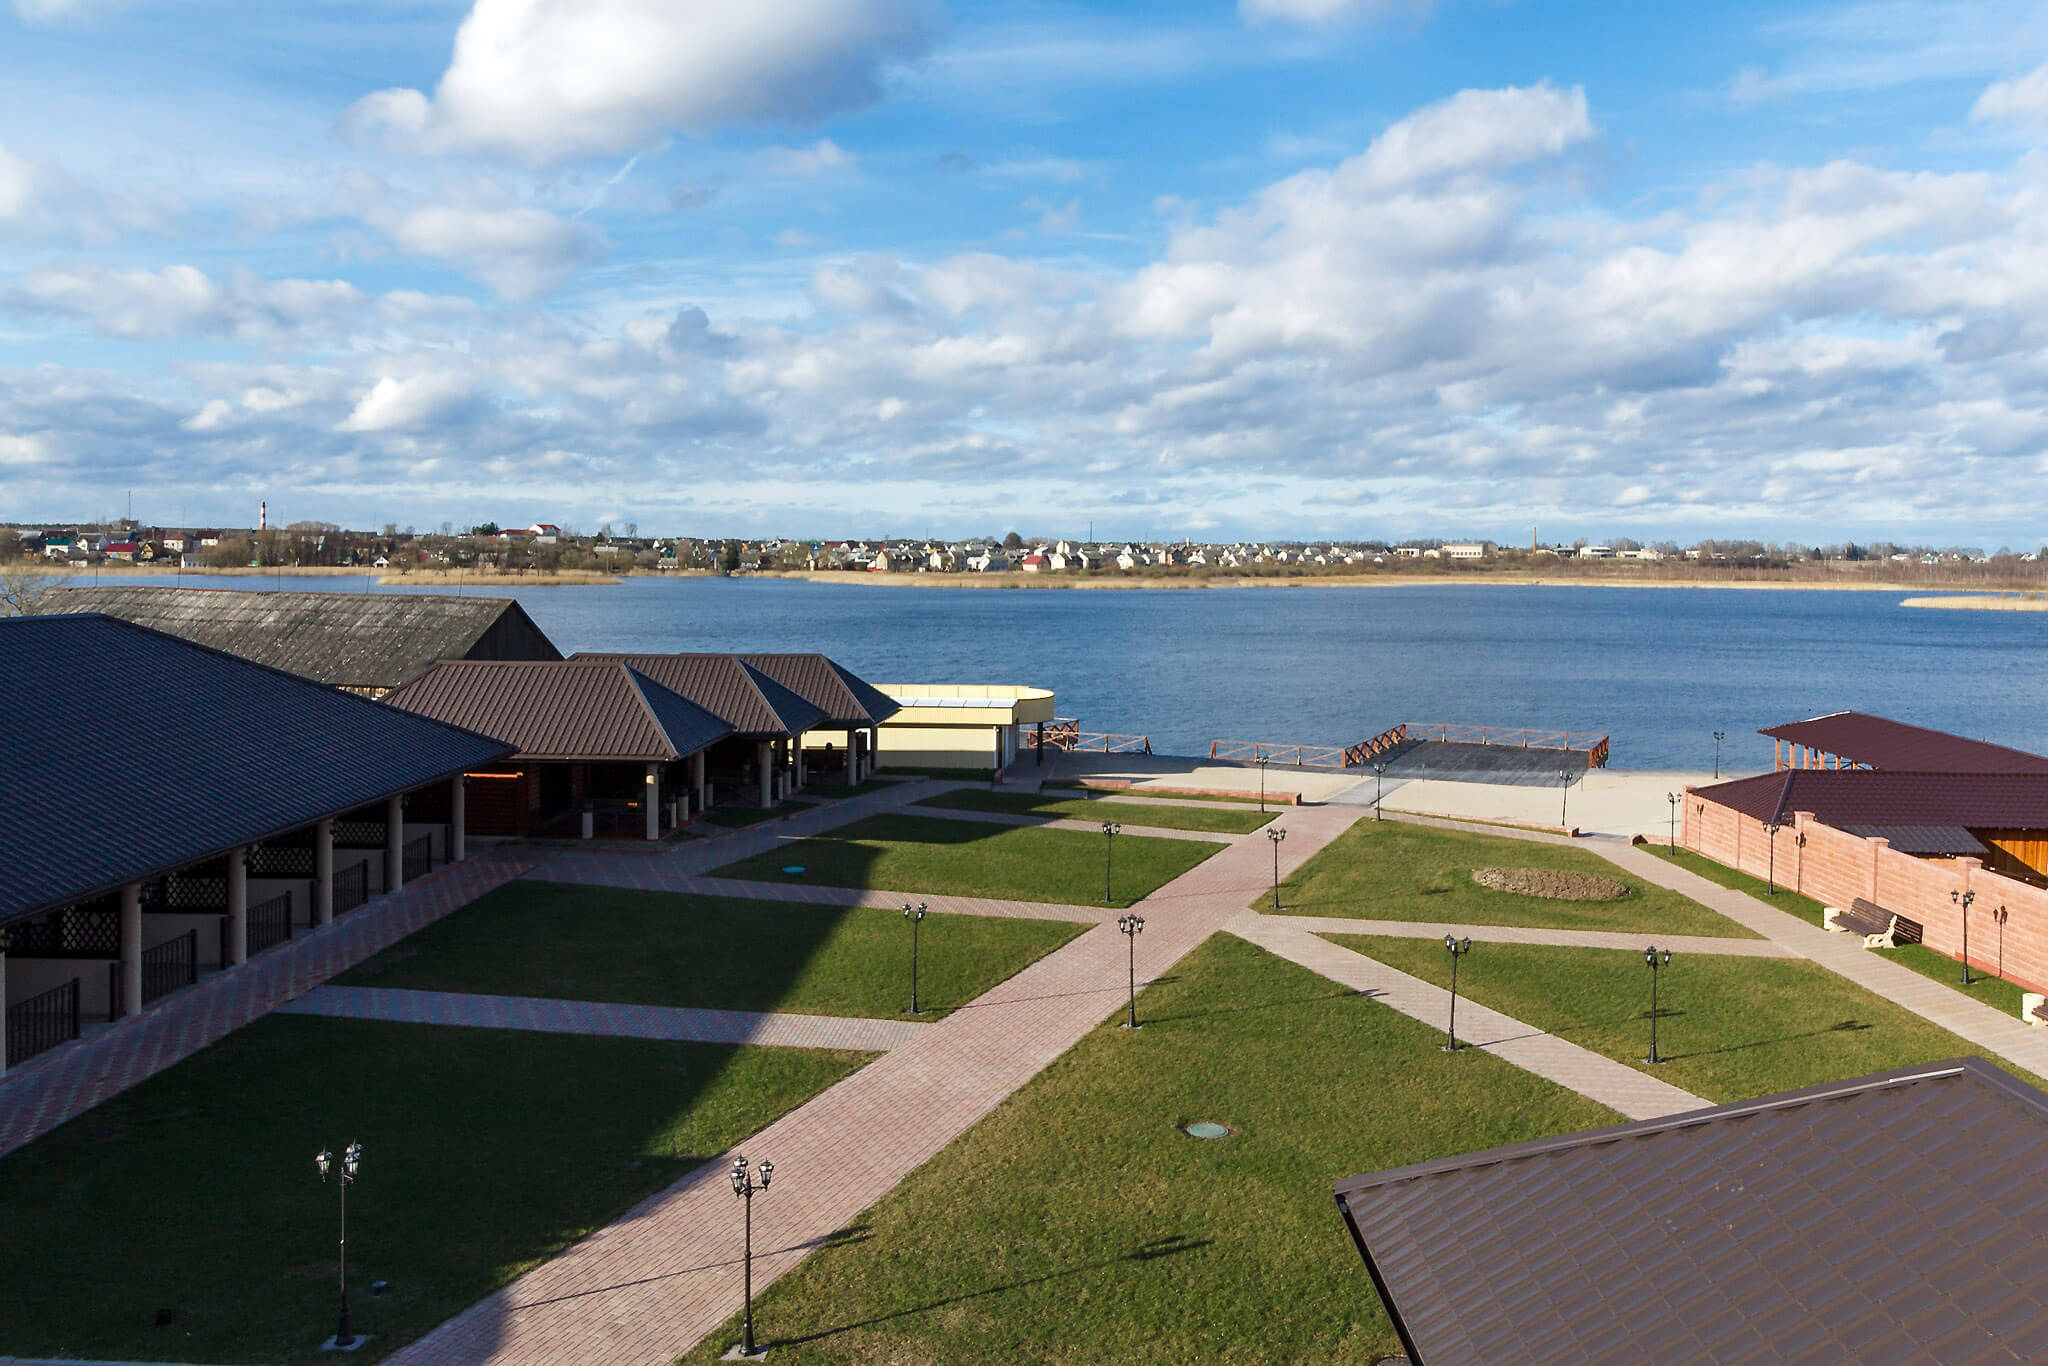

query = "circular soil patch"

[{"left": 1472, "top": 866, "right": 1630, "bottom": 901}]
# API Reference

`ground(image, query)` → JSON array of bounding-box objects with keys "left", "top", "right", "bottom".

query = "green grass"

[
  {"left": 678, "top": 934, "right": 1615, "bottom": 1364},
  {"left": 799, "top": 778, "right": 898, "bottom": 799},
  {"left": 1328, "top": 934, "right": 2047, "bottom": 1101},
  {"left": 1874, "top": 941, "right": 2029, "bottom": 1017},
  {"left": 0, "top": 1016, "right": 868, "bottom": 1364},
  {"left": 880, "top": 765, "right": 998, "bottom": 780},
  {"left": 710, "top": 813, "right": 1221, "bottom": 908},
  {"left": 336, "top": 881, "right": 1086, "bottom": 1019},
  {"left": 916, "top": 788, "right": 1275, "bottom": 833},
  {"left": 699, "top": 797, "right": 816, "bottom": 828},
  {"left": 1046, "top": 781, "right": 1284, "bottom": 807},
  {"left": 1274, "top": 819, "right": 1754, "bottom": 936},
  {"left": 1643, "top": 846, "right": 1828, "bottom": 926}
]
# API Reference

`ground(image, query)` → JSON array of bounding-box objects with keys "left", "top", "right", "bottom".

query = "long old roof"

[
  {"left": 739, "top": 653, "right": 899, "bottom": 727},
  {"left": 1758, "top": 711, "right": 2048, "bottom": 774},
  {"left": 1692, "top": 768, "right": 2048, "bottom": 830},
  {"left": 42, "top": 585, "right": 562, "bottom": 691},
  {"left": 0, "top": 614, "right": 513, "bottom": 927},
  {"left": 381, "top": 661, "right": 733, "bottom": 762},
  {"left": 571, "top": 653, "right": 826, "bottom": 737},
  {"left": 1336, "top": 1059, "right": 2048, "bottom": 1366}
]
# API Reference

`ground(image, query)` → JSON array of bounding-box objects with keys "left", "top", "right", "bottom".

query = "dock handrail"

[
  {"left": 1344, "top": 724, "right": 1409, "bottom": 767},
  {"left": 1208, "top": 740, "right": 1348, "bottom": 768},
  {"left": 1402, "top": 723, "right": 1610, "bottom": 767},
  {"left": 1042, "top": 719, "right": 1152, "bottom": 755}
]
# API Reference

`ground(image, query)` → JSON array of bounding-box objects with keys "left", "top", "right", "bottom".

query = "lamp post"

[
  {"left": 1713, "top": 731, "right": 1726, "bottom": 779},
  {"left": 1101, "top": 821, "right": 1121, "bottom": 905},
  {"left": 314, "top": 1140, "right": 362, "bottom": 1349},
  {"left": 902, "top": 902, "right": 928, "bottom": 1015},
  {"left": 1257, "top": 752, "right": 1270, "bottom": 813},
  {"left": 1558, "top": 769, "right": 1570, "bottom": 830},
  {"left": 1666, "top": 792, "right": 1678, "bottom": 852},
  {"left": 1952, "top": 889, "right": 1977, "bottom": 986},
  {"left": 1372, "top": 762, "right": 1388, "bottom": 821},
  {"left": 729, "top": 1154, "right": 774, "bottom": 1359},
  {"left": 1118, "top": 913, "right": 1144, "bottom": 1029},
  {"left": 1442, "top": 935, "right": 1472, "bottom": 1052},
  {"left": 1766, "top": 822, "right": 1781, "bottom": 895},
  {"left": 1642, "top": 947, "right": 1672, "bottom": 1064},
  {"left": 1994, "top": 904, "right": 2009, "bottom": 981},
  {"left": 1267, "top": 826, "right": 1287, "bottom": 910}
]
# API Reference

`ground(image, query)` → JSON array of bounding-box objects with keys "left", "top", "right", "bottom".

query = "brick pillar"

[
  {"left": 1793, "top": 811, "right": 1814, "bottom": 895},
  {"left": 227, "top": 845, "right": 248, "bottom": 966},
  {"left": 314, "top": 818, "right": 334, "bottom": 926},
  {"left": 387, "top": 792, "right": 406, "bottom": 893},
  {"left": 120, "top": 881, "right": 142, "bottom": 1019},
  {"left": 1869, "top": 837, "right": 1889, "bottom": 903}
]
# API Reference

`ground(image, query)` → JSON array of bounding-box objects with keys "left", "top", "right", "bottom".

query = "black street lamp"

[
  {"left": 1101, "top": 821, "right": 1122, "bottom": 904},
  {"left": 1766, "top": 822, "right": 1781, "bottom": 895},
  {"left": 1994, "top": 904, "right": 2009, "bottom": 981},
  {"left": 1372, "top": 762, "right": 1388, "bottom": 821},
  {"left": 1118, "top": 913, "right": 1145, "bottom": 1029},
  {"left": 1442, "top": 935, "right": 1473, "bottom": 1052},
  {"left": 314, "top": 1140, "right": 362, "bottom": 1349},
  {"left": 729, "top": 1154, "right": 774, "bottom": 1359},
  {"left": 1256, "top": 752, "right": 1270, "bottom": 813},
  {"left": 1642, "top": 947, "right": 1672, "bottom": 1064},
  {"left": 1666, "top": 791, "right": 1679, "bottom": 852},
  {"left": 1713, "top": 731, "right": 1726, "bottom": 779},
  {"left": 1953, "top": 889, "right": 1977, "bottom": 986},
  {"left": 1267, "top": 826, "right": 1288, "bottom": 910},
  {"left": 1558, "top": 768, "right": 1571, "bottom": 830},
  {"left": 902, "top": 901, "right": 928, "bottom": 1015}
]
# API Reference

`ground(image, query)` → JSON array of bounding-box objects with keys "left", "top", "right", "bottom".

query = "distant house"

[
  {"left": 102, "top": 540, "right": 139, "bottom": 563},
  {"left": 1020, "top": 552, "right": 1048, "bottom": 573},
  {"left": 1115, "top": 550, "right": 1139, "bottom": 571},
  {"left": 1577, "top": 545, "right": 1616, "bottom": 560},
  {"left": 1443, "top": 543, "right": 1489, "bottom": 560},
  {"left": 522, "top": 524, "right": 561, "bottom": 545}
]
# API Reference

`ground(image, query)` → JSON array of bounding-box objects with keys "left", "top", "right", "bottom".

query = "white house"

[{"left": 1443, "top": 543, "right": 1489, "bottom": 560}]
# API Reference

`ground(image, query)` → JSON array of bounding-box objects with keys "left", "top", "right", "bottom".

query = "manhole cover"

[
  {"left": 781, "top": 866, "right": 805, "bottom": 874},
  {"left": 1180, "top": 1120, "right": 1233, "bottom": 1140}
]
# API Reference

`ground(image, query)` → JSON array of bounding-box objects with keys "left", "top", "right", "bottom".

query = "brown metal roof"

[
  {"left": 571, "top": 653, "right": 826, "bottom": 738},
  {"left": 739, "top": 653, "right": 900, "bottom": 727},
  {"left": 42, "top": 585, "right": 561, "bottom": 690},
  {"left": 381, "top": 660, "right": 732, "bottom": 761},
  {"left": 1694, "top": 769, "right": 2048, "bottom": 830},
  {"left": 1336, "top": 1059, "right": 2048, "bottom": 1365},
  {"left": 1759, "top": 711, "right": 2048, "bottom": 773}
]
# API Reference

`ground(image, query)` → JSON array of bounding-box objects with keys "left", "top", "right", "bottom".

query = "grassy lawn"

[
  {"left": 700, "top": 798, "right": 817, "bottom": 829},
  {"left": 1874, "top": 941, "right": 2030, "bottom": 1017},
  {"left": 1047, "top": 781, "right": 1282, "bottom": 807},
  {"left": 679, "top": 934, "right": 1615, "bottom": 1364},
  {"left": 800, "top": 778, "right": 898, "bottom": 799},
  {"left": 1274, "top": 819, "right": 1754, "bottom": 937},
  {"left": 917, "top": 788, "right": 1275, "bottom": 834},
  {"left": 337, "top": 881, "right": 1086, "bottom": 1019},
  {"left": 710, "top": 814, "right": 1221, "bottom": 908},
  {"left": 1643, "top": 846, "right": 1828, "bottom": 926},
  {"left": 1328, "top": 934, "right": 2046, "bottom": 1101},
  {"left": 0, "top": 1016, "right": 867, "bottom": 1364},
  {"left": 881, "top": 765, "right": 997, "bottom": 781}
]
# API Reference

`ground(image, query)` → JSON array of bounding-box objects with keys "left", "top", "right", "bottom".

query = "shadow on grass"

[
  {"left": 1663, "top": 1018, "right": 1872, "bottom": 1063},
  {"left": 1144, "top": 987, "right": 1372, "bottom": 1026},
  {"left": 766, "top": 1233, "right": 1212, "bottom": 1349}
]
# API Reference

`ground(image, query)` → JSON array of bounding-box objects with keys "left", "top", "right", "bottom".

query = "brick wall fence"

[{"left": 1682, "top": 791, "right": 2048, "bottom": 993}]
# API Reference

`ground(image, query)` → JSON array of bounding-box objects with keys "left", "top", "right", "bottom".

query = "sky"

[{"left": 5, "top": 0, "right": 2048, "bottom": 544}]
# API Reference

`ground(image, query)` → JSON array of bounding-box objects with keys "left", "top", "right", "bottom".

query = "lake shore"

[
  {"left": 1901, "top": 594, "right": 2048, "bottom": 611},
  {"left": 755, "top": 569, "right": 1978, "bottom": 593},
  {"left": 46, "top": 564, "right": 622, "bottom": 587}
]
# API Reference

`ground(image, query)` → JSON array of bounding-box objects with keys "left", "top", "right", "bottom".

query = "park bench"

[{"left": 1825, "top": 898, "right": 1923, "bottom": 949}]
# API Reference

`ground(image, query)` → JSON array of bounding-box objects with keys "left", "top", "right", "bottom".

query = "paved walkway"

[
  {"left": 1270, "top": 913, "right": 1796, "bottom": 957},
  {"left": 387, "top": 803, "right": 1363, "bottom": 1365},
  {"left": 1228, "top": 914, "right": 1708, "bottom": 1121},
  {"left": 0, "top": 852, "right": 533, "bottom": 1158},
  {"left": 280, "top": 986, "right": 930, "bottom": 1052},
  {"left": 899, "top": 802, "right": 1239, "bottom": 843}
]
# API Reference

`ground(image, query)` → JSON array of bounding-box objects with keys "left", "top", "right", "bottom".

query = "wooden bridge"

[{"left": 1209, "top": 723, "right": 1610, "bottom": 771}]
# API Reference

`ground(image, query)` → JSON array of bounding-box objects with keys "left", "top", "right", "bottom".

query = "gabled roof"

[
  {"left": 0, "top": 615, "right": 513, "bottom": 927},
  {"left": 739, "top": 653, "right": 900, "bottom": 727},
  {"left": 381, "top": 661, "right": 733, "bottom": 762},
  {"left": 41, "top": 586, "right": 562, "bottom": 691},
  {"left": 1693, "top": 768, "right": 2048, "bottom": 830},
  {"left": 571, "top": 653, "right": 826, "bottom": 737},
  {"left": 1337, "top": 1059, "right": 2048, "bottom": 1366},
  {"left": 1759, "top": 711, "right": 2048, "bottom": 773}
]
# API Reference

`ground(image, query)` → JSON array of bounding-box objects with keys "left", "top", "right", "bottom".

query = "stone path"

[
  {"left": 0, "top": 852, "right": 533, "bottom": 1158},
  {"left": 898, "top": 802, "right": 1239, "bottom": 843},
  {"left": 280, "top": 986, "right": 930, "bottom": 1052},
  {"left": 1270, "top": 913, "right": 1796, "bottom": 958},
  {"left": 386, "top": 803, "right": 1363, "bottom": 1365},
  {"left": 1228, "top": 914, "right": 1708, "bottom": 1121}
]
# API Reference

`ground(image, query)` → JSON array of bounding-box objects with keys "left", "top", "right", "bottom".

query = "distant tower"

[
  {"left": 1532, "top": 525, "right": 1538, "bottom": 550},
  {"left": 260, "top": 500, "right": 267, "bottom": 532}
]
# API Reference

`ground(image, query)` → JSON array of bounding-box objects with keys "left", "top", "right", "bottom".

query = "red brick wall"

[{"left": 1682, "top": 789, "right": 2048, "bottom": 992}]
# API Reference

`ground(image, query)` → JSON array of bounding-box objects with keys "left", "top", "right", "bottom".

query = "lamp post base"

[
  {"left": 1440, "top": 1042, "right": 1464, "bottom": 1053},
  {"left": 1120, "top": 1021, "right": 1141, "bottom": 1030},
  {"left": 1642, "top": 1056, "right": 1667, "bottom": 1066},
  {"left": 320, "top": 1335, "right": 370, "bottom": 1353},
  {"left": 723, "top": 1344, "right": 770, "bottom": 1360}
]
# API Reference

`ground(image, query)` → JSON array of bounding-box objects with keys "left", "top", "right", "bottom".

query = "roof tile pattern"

[
  {"left": 739, "top": 652, "right": 900, "bottom": 726},
  {"left": 1759, "top": 711, "right": 2048, "bottom": 773},
  {"left": 572, "top": 652, "right": 826, "bottom": 737},
  {"left": 1695, "top": 769, "right": 2048, "bottom": 829},
  {"left": 1337, "top": 1060, "right": 2048, "bottom": 1365},
  {"left": 381, "top": 661, "right": 732, "bottom": 761},
  {"left": 0, "top": 615, "right": 512, "bottom": 926}
]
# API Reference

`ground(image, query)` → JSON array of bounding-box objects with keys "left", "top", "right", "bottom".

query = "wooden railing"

[
  {"left": 1402, "top": 723, "right": 1611, "bottom": 767},
  {"left": 334, "top": 862, "right": 368, "bottom": 913},
  {"left": 402, "top": 834, "right": 433, "bottom": 883},
  {"left": 143, "top": 929, "right": 197, "bottom": 1005},
  {"left": 1208, "top": 740, "right": 1348, "bottom": 768},
  {"left": 248, "top": 892, "right": 293, "bottom": 956},
  {"left": 1344, "top": 725, "right": 1410, "bottom": 766},
  {"left": 1041, "top": 719, "right": 1152, "bottom": 754},
  {"left": 7, "top": 977, "right": 80, "bottom": 1066}
]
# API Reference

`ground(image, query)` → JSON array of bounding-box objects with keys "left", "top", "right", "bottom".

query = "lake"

[{"left": 59, "top": 575, "right": 2048, "bottom": 771}]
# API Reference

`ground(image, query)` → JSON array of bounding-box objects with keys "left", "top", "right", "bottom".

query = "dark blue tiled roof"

[{"left": 0, "top": 614, "right": 514, "bottom": 926}]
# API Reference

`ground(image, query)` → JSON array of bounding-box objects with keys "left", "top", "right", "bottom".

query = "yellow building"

[{"left": 874, "top": 684, "right": 1057, "bottom": 776}]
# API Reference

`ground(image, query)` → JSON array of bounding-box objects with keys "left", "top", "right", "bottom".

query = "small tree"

[
  {"left": 1002, "top": 531, "right": 1024, "bottom": 550},
  {"left": 721, "top": 539, "right": 743, "bottom": 574},
  {"left": 0, "top": 559, "right": 57, "bottom": 616}
]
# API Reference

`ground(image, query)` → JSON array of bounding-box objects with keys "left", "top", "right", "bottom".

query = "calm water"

[{"left": 67, "top": 575, "right": 2048, "bottom": 770}]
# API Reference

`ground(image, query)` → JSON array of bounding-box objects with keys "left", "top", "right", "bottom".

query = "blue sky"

[{"left": 5, "top": 0, "right": 2048, "bottom": 543}]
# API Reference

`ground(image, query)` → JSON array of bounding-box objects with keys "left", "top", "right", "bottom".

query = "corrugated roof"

[
  {"left": 42, "top": 585, "right": 561, "bottom": 690},
  {"left": 571, "top": 653, "right": 826, "bottom": 737},
  {"left": 1694, "top": 769, "right": 2048, "bottom": 829},
  {"left": 0, "top": 614, "right": 513, "bottom": 927},
  {"left": 382, "top": 661, "right": 732, "bottom": 761},
  {"left": 1839, "top": 825, "right": 1991, "bottom": 857},
  {"left": 1759, "top": 711, "right": 2048, "bottom": 773},
  {"left": 1337, "top": 1059, "right": 2048, "bottom": 1365},
  {"left": 739, "top": 653, "right": 900, "bottom": 727}
]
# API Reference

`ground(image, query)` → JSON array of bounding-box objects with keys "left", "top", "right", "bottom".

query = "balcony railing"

[
  {"left": 143, "top": 929, "right": 197, "bottom": 1005},
  {"left": 6, "top": 977, "right": 81, "bottom": 1067},
  {"left": 248, "top": 892, "right": 293, "bottom": 956},
  {"left": 402, "top": 834, "right": 432, "bottom": 884},
  {"left": 334, "top": 863, "right": 369, "bottom": 914}
]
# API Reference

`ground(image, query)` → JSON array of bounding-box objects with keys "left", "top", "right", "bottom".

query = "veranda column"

[
  {"left": 0, "top": 946, "right": 8, "bottom": 1075},
  {"left": 795, "top": 741, "right": 807, "bottom": 788},
  {"left": 450, "top": 776, "right": 467, "bottom": 863},
  {"left": 120, "top": 880, "right": 142, "bottom": 1019},
  {"left": 314, "top": 818, "right": 335, "bottom": 926},
  {"left": 693, "top": 750, "right": 708, "bottom": 812},
  {"left": 757, "top": 741, "right": 773, "bottom": 808},
  {"left": 645, "top": 763, "right": 662, "bottom": 841},
  {"left": 227, "top": 845, "right": 249, "bottom": 966},
  {"left": 871, "top": 726, "right": 881, "bottom": 779},
  {"left": 386, "top": 792, "right": 406, "bottom": 893}
]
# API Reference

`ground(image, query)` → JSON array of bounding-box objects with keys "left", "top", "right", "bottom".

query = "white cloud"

[
  {"left": 342, "top": 0, "right": 944, "bottom": 166},
  {"left": 182, "top": 399, "right": 235, "bottom": 432},
  {"left": 375, "top": 205, "right": 602, "bottom": 299},
  {"left": 0, "top": 141, "right": 36, "bottom": 221},
  {"left": 764, "top": 139, "right": 855, "bottom": 177},
  {"left": 13, "top": 0, "right": 124, "bottom": 21},
  {"left": 1974, "top": 62, "right": 2048, "bottom": 125},
  {"left": 336, "top": 374, "right": 477, "bottom": 433},
  {"left": 1238, "top": 0, "right": 1429, "bottom": 26},
  {"left": 15, "top": 264, "right": 365, "bottom": 340}
]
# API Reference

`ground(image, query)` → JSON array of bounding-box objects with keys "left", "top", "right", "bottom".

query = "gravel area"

[{"left": 1472, "top": 866, "right": 1631, "bottom": 902}]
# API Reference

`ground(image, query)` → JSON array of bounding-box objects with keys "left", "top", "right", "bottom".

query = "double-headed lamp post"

[
  {"left": 1257, "top": 752, "right": 1270, "bottom": 813},
  {"left": 1101, "top": 821, "right": 1122, "bottom": 904},
  {"left": 1994, "top": 904, "right": 2010, "bottom": 982},
  {"left": 1118, "top": 913, "right": 1145, "bottom": 1029},
  {"left": 1953, "top": 889, "right": 1977, "bottom": 986},
  {"left": 1267, "top": 826, "right": 1288, "bottom": 910},
  {"left": 1666, "top": 791, "right": 1679, "bottom": 852},
  {"left": 903, "top": 901, "right": 928, "bottom": 1015},
  {"left": 1713, "top": 731, "right": 1726, "bottom": 780},
  {"left": 1373, "top": 762, "right": 1388, "bottom": 821},
  {"left": 1642, "top": 947, "right": 1672, "bottom": 1065},
  {"left": 1558, "top": 769, "right": 1571, "bottom": 830},
  {"left": 314, "top": 1140, "right": 362, "bottom": 1349},
  {"left": 1442, "top": 936, "right": 1473, "bottom": 1052},
  {"left": 730, "top": 1154, "right": 774, "bottom": 1359}
]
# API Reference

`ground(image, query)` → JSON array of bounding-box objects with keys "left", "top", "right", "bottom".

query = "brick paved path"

[
  {"left": 387, "top": 804, "right": 1363, "bottom": 1365},
  {"left": 0, "top": 853, "right": 533, "bottom": 1158},
  {"left": 1269, "top": 913, "right": 1796, "bottom": 958},
  {"left": 902, "top": 803, "right": 1239, "bottom": 842},
  {"left": 1228, "top": 913, "right": 1708, "bottom": 1121},
  {"left": 280, "top": 986, "right": 930, "bottom": 1052}
]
